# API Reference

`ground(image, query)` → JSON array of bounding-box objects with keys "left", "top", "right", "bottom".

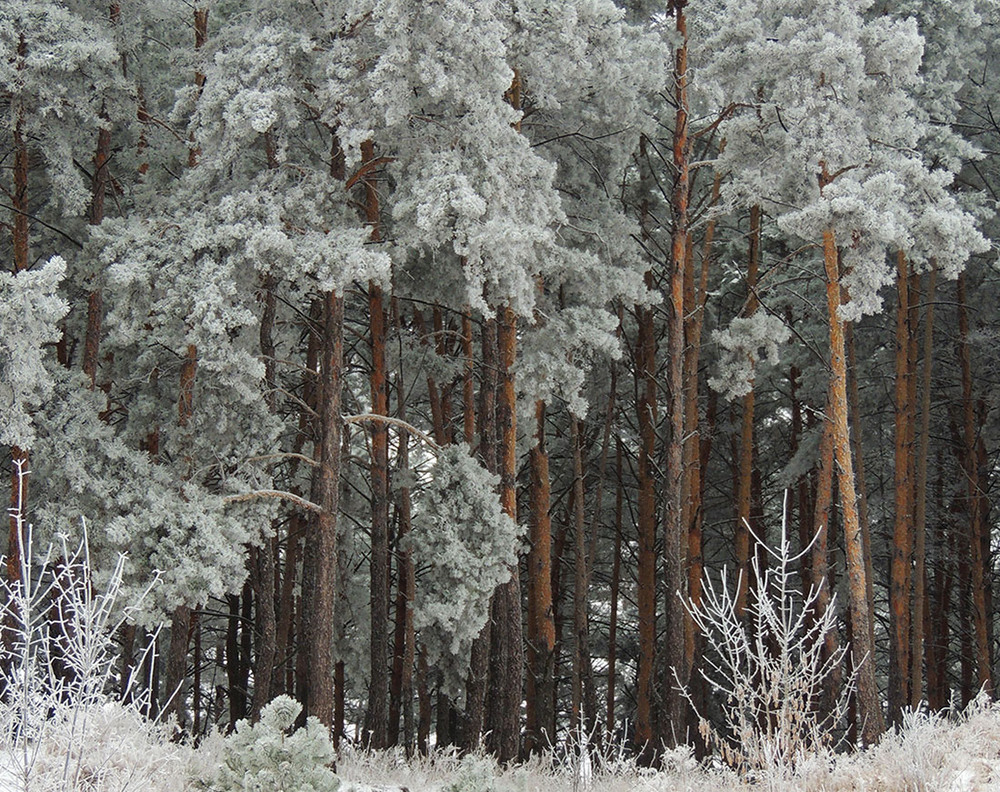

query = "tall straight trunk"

[
  {"left": 634, "top": 285, "right": 657, "bottom": 756},
  {"left": 844, "top": 319, "right": 875, "bottom": 631},
  {"left": 811, "top": 392, "right": 841, "bottom": 715},
  {"left": 465, "top": 316, "right": 497, "bottom": 749},
  {"left": 417, "top": 648, "right": 431, "bottom": 754},
  {"left": 911, "top": 266, "right": 936, "bottom": 707},
  {"left": 607, "top": 438, "right": 623, "bottom": 740},
  {"left": 735, "top": 204, "right": 762, "bottom": 620},
  {"left": 890, "top": 251, "right": 915, "bottom": 720},
  {"left": 633, "top": 125, "right": 658, "bottom": 757},
  {"left": 525, "top": 402, "right": 555, "bottom": 753},
  {"left": 82, "top": 117, "right": 112, "bottom": 389},
  {"left": 661, "top": 0, "right": 690, "bottom": 747},
  {"left": 191, "top": 610, "right": 202, "bottom": 737},
  {"left": 788, "top": 356, "right": 811, "bottom": 592},
  {"left": 389, "top": 309, "right": 416, "bottom": 754},
  {"left": 362, "top": 137, "right": 390, "bottom": 749},
  {"left": 927, "top": 451, "right": 952, "bottom": 711},
  {"left": 684, "top": 154, "right": 720, "bottom": 692},
  {"left": 822, "top": 225, "right": 884, "bottom": 744},
  {"left": 187, "top": 8, "right": 208, "bottom": 168},
  {"left": 226, "top": 593, "right": 247, "bottom": 726},
  {"left": 164, "top": 341, "right": 198, "bottom": 729},
  {"left": 82, "top": 2, "right": 126, "bottom": 389},
  {"left": 301, "top": 291, "right": 344, "bottom": 728},
  {"left": 414, "top": 309, "right": 450, "bottom": 447},
  {"left": 485, "top": 305, "right": 523, "bottom": 763},
  {"left": 957, "top": 273, "right": 992, "bottom": 695},
  {"left": 570, "top": 415, "right": 595, "bottom": 735},
  {"left": 250, "top": 266, "right": 279, "bottom": 718},
  {"left": 164, "top": 16, "right": 208, "bottom": 722},
  {"left": 462, "top": 309, "right": 476, "bottom": 445}
]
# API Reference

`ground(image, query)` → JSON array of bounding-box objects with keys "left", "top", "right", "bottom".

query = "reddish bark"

[
  {"left": 890, "top": 251, "right": 915, "bottom": 719},
  {"left": 822, "top": 225, "right": 884, "bottom": 744}
]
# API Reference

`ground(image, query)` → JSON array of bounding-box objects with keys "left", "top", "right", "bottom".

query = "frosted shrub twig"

[{"left": 676, "top": 491, "right": 854, "bottom": 784}]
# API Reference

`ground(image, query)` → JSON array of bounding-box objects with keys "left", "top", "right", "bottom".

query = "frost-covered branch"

[
  {"left": 223, "top": 489, "right": 323, "bottom": 512},
  {"left": 344, "top": 412, "right": 441, "bottom": 451}
]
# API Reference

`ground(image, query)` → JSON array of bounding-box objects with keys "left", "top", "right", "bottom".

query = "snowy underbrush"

[
  {"left": 1, "top": 462, "right": 190, "bottom": 792},
  {"left": 791, "top": 695, "right": 1000, "bottom": 792},
  {"left": 328, "top": 703, "right": 1000, "bottom": 792},
  {"left": 332, "top": 741, "right": 735, "bottom": 792}
]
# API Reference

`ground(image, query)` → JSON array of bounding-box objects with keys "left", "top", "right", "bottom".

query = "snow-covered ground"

[{"left": 2, "top": 697, "right": 1000, "bottom": 792}]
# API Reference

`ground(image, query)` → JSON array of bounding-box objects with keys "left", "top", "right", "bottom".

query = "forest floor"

[{"left": 2, "top": 696, "right": 1000, "bottom": 792}]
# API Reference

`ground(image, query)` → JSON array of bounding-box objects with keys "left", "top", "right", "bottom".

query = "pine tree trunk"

[
  {"left": 661, "top": 0, "right": 690, "bottom": 746},
  {"left": 484, "top": 305, "right": 523, "bottom": 763},
  {"left": 844, "top": 320, "right": 876, "bottom": 632},
  {"left": 165, "top": 605, "right": 191, "bottom": 731},
  {"left": 570, "top": 415, "right": 594, "bottom": 735},
  {"left": 735, "top": 204, "right": 761, "bottom": 620},
  {"left": 227, "top": 593, "right": 247, "bottom": 726},
  {"left": 911, "top": 267, "right": 934, "bottom": 708},
  {"left": 822, "top": 226, "right": 884, "bottom": 744},
  {"left": 465, "top": 315, "right": 497, "bottom": 750},
  {"left": 811, "top": 398, "right": 842, "bottom": 717},
  {"left": 634, "top": 283, "right": 657, "bottom": 757},
  {"left": 890, "top": 251, "right": 915, "bottom": 720},
  {"left": 607, "top": 437, "right": 623, "bottom": 740},
  {"left": 389, "top": 298, "right": 416, "bottom": 753},
  {"left": 251, "top": 272, "right": 279, "bottom": 717},
  {"left": 360, "top": 136, "right": 390, "bottom": 748},
  {"left": 683, "top": 160, "right": 719, "bottom": 697},
  {"left": 302, "top": 291, "right": 344, "bottom": 729},
  {"left": 525, "top": 402, "right": 555, "bottom": 753},
  {"left": 83, "top": 115, "right": 112, "bottom": 389},
  {"left": 957, "top": 273, "right": 992, "bottom": 695}
]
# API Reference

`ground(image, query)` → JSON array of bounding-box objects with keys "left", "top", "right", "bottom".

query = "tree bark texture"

[{"left": 822, "top": 226, "right": 885, "bottom": 744}]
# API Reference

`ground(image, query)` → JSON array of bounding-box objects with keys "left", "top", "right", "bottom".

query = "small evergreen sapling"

[{"left": 207, "top": 695, "right": 339, "bottom": 792}]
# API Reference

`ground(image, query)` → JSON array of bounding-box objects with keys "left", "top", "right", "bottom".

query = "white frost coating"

[
  {"left": 407, "top": 445, "right": 522, "bottom": 695},
  {"left": 709, "top": 313, "right": 791, "bottom": 401},
  {"left": 0, "top": 257, "right": 68, "bottom": 448},
  {"left": 702, "top": 0, "right": 987, "bottom": 320}
]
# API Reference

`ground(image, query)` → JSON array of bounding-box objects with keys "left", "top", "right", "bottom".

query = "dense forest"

[{"left": 2, "top": 0, "right": 999, "bottom": 769}]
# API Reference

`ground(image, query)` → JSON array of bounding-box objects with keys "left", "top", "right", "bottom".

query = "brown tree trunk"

[
  {"left": 822, "top": 225, "right": 884, "bottom": 744},
  {"left": 484, "top": 306, "right": 523, "bottom": 763},
  {"left": 251, "top": 273, "right": 279, "bottom": 718},
  {"left": 735, "top": 204, "right": 762, "bottom": 620},
  {"left": 388, "top": 298, "right": 416, "bottom": 754},
  {"left": 811, "top": 390, "right": 842, "bottom": 716},
  {"left": 226, "top": 593, "right": 247, "bottom": 726},
  {"left": 462, "top": 309, "right": 476, "bottom": 445},
  {"left": 957, "top": 273, "right": 992, "bottom": 696},
  {"left": 525, "top": 402, "right": 555, "bottom": 753},
  {"left": 890, "top": 251, "right": 915, "bottom": 720},
  {"left": 570, "top": 415, "right": 595, "bottom": 736},
  {"left": 844, "top": 319, "right": 876, "bottom": 636},
  {"left": 82, "top": 114, "right": 112, "bottom": 388},
  {"left": 464, "top": 315, "right": 497, "bottom": 750},
  {"left": 607, "top": 437, "right": 623, "bottom": 740},
  {"left": 683, "top": 155, "right": 719, "bottom": 700},
  {"left": 661, "top": 0, "right": 690, "bottom": 747},
  {"left": 301, "top": 292, "right": 344, "bottom": 729},
  {"left": 634, "top": 282, "right": 657, "bottom": 757},
  {"left": 362, "top": 137, "right": 390, "bottom": 749},
  {"left": 911, "top": 265, "right": 936, "bottom": 707}
]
